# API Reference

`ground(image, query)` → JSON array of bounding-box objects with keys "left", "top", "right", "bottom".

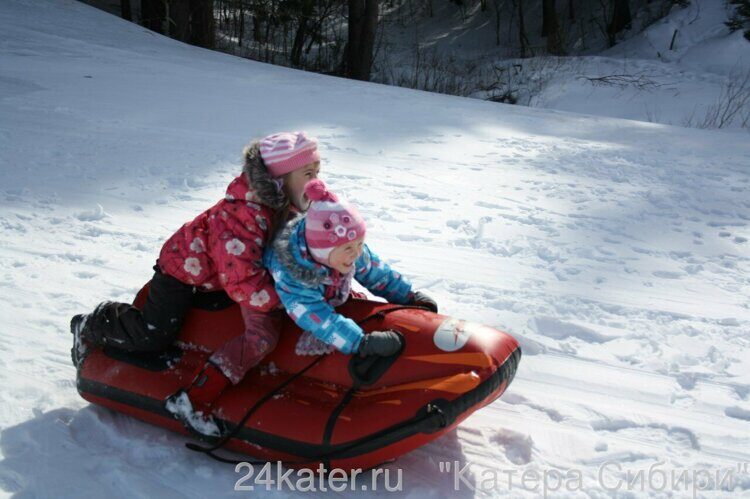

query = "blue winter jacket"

[{"left": 263, "top": 216, "right": 413, "bottom": 354}]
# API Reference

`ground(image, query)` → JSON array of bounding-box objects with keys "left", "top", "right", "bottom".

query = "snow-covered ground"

[
  {"left": 532, "top": 0, "right": 750, "bottom": 129},
  {"left": 1, "top": 0, "right": 750, "bottom": 496}
]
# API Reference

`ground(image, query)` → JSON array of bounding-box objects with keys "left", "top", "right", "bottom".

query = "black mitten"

[
  {"left": 358, "top": 330, "right": 402, "bottom": 357},
  {"left": 410, "top": 290, "right": 438, "bottom": 313}
]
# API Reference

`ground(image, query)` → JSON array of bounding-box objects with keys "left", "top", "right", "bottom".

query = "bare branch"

[{"left": 577, "top": 71, "right": 665, "bottom": 91}]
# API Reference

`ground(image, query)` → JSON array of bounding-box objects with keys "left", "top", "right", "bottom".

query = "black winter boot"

[
  {"left": 70, "top": 313, "right": 91, "bottom": 368},
  {"left": 69, "top": 301, "right": 125, "bottom": 368}
]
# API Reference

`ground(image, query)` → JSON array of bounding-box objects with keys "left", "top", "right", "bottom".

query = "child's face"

[
  {"left": 328, "top": 236, "right": 365, "bottom": 274},
  {"left": 283, "top": 162, "right": 321, "bottom": 211}
]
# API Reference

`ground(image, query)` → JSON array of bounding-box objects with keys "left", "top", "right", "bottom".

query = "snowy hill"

[
  {"left": 375, "top": 0, "right": 750, "bottom": 131},
  {"left": 1, "top": 0, "right": 750, "bottom": 497},
  {"left": 533, "top": 0, "right": 750, "bottom": 129}
]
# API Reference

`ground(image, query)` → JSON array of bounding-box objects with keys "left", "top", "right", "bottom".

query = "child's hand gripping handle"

[
  {"left": 357, "top": 330, "right": 402, "bottom": 357},
  {"left": 409, "top": 290, "right": 439, "bottom": 313}
]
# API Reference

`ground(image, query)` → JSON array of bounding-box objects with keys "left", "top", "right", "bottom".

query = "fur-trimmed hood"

[
  {"left": 238, "top": 140, "right": 288, "bottom": 210},
  {"left": 271, "top": 215, "right": 330, "bottom": 288}
]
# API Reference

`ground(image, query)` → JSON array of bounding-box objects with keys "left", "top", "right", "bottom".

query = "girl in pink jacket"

[{"left": 71, "top": 131, "right": 321, "bottom": 437}]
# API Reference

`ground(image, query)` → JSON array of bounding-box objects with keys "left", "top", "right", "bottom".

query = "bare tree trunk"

[
  {"left": 344, "top": 0, "right": 379, "bottom": 80},
  {"left": 607, "top": 0, "right": 632, "bottom": 46},
  {"left": 169, "top": 0, "right": 192, "bottom": 42},
  {"left": 542, "top": 0, "right": 552, "bottom": 36},
  {"left": 252, "top": 0, "right": 263, "bottom": 43},
  {"left": 542, "top": 0, "right": 564, "bottom": 54},
  {"left": 232, "top": 9, "right": 238, "bottom": 41},
  {"left": 121, "top": 0, "right": 132, "bottom": 21},
  {"left": 283, "top": 24, "right": 289, "bottom": 61},
  {"left": 140, "top": 0, "right": 165, "bottom": 33},
  {"left": 360, "top": 0, "right": 378, "bottom": 78},
  {"left": 239, "top": 0, "right": 245, "bottom": 47},
  {"left": 494, "top": 0, "right": 501, "bottom": 46},
  {"left": 291, "top": 0, "right": 314, "bottom": 66},
  {"left": 568, "top": 0, "right": 574, "bottom": 21},
  {"left": 291, "top": 18, "right": 308, "bottom": 66},
  {"left": 345, "top": 0, "right": 364, "bottom": 78},
  {"left": 190, "top": 0, "right": 215, "bottom": 49},
  {"left": 517, "top": 0, "right": 528, "bottom": 57}
]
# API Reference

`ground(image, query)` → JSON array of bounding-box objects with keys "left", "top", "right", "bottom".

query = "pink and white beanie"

[
  {"left": 304, "top": 179, "right": 366, "bottom": 264},
  {"left": 259, "top": 131, "right": 320, "bottom": 178}
]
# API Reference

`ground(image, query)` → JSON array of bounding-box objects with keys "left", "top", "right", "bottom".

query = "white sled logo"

[{"left": 434, "top": 318, "right": 474, "bottom": 352}]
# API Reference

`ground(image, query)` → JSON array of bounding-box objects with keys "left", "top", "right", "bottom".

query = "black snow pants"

[{"left": 87, "top": 263, "right": 232, "bottom": 352}]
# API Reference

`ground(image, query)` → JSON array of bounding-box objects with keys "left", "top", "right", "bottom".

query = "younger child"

[
  {"left": 264, "top": 179, "right": 438, "bottom": 356},
  {"left": 71, "top": 131, "right": 322, "bottom": 436}
]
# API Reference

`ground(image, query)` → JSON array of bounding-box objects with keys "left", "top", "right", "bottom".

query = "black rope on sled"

[{"left": 185, "top": 304, "right": 433, "bottom": 465}]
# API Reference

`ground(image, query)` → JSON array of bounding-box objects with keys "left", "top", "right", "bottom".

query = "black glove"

[
  {"left": 358, "top": 330, "right": 402, "bottom": 357},
  {"left": 410, "top": 290, "right": 438, "bottom": 313}
]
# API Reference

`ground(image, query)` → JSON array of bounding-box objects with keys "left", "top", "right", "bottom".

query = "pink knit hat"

[
  {"left": 259, "top": 131, "right": 320, "bottom": 177},
  {"left": 304, "top": 179, "right": 366, "bottom": 264}
]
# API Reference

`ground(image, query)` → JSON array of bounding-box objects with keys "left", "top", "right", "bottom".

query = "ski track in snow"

[{"left": 1, "top": 0, "right": 750, "bottom": 497}]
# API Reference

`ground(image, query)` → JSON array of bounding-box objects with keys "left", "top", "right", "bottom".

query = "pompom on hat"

[
  {"left": 259, "top": 131, "right": 320, "bottom": 178},
  {"left": 304, "top": 179, "right": 366, "bottom": 264}
]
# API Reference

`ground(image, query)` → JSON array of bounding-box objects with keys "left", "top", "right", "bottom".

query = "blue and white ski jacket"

[{"left": 263, "top": 216, "right": 413, "bottom": 354}]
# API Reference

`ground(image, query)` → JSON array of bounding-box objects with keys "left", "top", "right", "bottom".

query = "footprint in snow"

[
  {"left": 501, "top": 393, "right": 565, "bottom": 422},
  {"left": 733, "top": 384, "right": 750, "bottom": 400},
  {"left": 396, "top": 234, "right": 432, "bottom": 242},
  {"left": 652, "top": 270, "right": 684, "bottom": 279},
  {"left": 74, "top": 204, "right": 107, "bottom": 222},
  {"left": 590, "top": 419, "right": 700, "bottom": 451},
  {"left": 683, "top": 263, "right": 703, "bottom": 274},
  {"left": 489, "top": 429, "right": 534, "bottom": 465},
  {"left": 670, "top": 391, "right": 695, "bottom": 409},
  {"left": 724, "top": 406, "right": 750, "bottom": 421},
  {"left": 528, "top": 316, "right": 614, "bottom": 344},
  {"left": 675, "top": 372, "right": 697, "bottom": 390}
]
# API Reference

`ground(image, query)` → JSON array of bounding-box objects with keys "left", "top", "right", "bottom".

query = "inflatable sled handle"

[
  {"left": 186, "top": 304, "right": 434, "bottom": 465},
  {"left": 348, "top": 331, "right": 405, "bottom": 386}
]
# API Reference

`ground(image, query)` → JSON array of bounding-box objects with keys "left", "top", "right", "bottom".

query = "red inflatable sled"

[{"left": 76, "top": 284, "right": 521, "bottom": 471}]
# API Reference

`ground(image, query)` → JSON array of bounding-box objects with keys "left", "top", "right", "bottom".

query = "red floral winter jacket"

[{"left": 157, "top": 173, "right": 281, "bottom": 312}]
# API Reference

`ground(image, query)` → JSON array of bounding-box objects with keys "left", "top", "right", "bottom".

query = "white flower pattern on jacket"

[
  {"left": 183, "top": 257, "right": 202, "bottom": 276},
  {"left": 190, "top": 237, "right": 206, "bottom": 253},
  {"left": 249, "top": 290, "right": 271, "bottom": 307},
  {"left": 225, "top": 238, "right": 246, "bottom": 256}
]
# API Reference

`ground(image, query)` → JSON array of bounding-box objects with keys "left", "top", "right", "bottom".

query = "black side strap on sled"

[
  {"left": 184, "top": 353, "right": 326, "bottom": 463},
  {"left": 185, "top": 304, "right": 431, "bottom": 465}
]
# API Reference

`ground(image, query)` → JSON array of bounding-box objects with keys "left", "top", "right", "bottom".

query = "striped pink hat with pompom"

[
  {"left": 304, "top": 179, "right": 366, "bottom": 264},
  {"left": 259, "top": 131, "right": 320, "bottom": 177}
]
